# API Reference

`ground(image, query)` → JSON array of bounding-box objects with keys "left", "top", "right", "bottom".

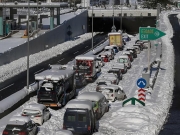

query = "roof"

[
  {"left": 75, "top": 55, "right": 96, "bottom": 60},
  {"left": 112, "top": 63, "right": 124, "bottom": 68},
  {"left": 118, "top": 55, "right": 129, "bottom": 59},
  {"left": 77, "top": 92, "right": 104, "bottom": 101},
  {"left": 8, "top": 116, "right": 30, "bottom": 125},
  {"left": 123, "top": 51, "right": 131, "bottom": 55},
  {"left": 23, "top": 103, "right": 46, "bottom": 112},
  {"left": 105, "top": 46, "right": 113, "bottom": 49},
  {"left": 42, "top": 82, "right": 53, "bottom": 88},
  {"left": 65, "top": 99, "right": 93, "bottom": 110},
  {"left": 35, "top": 68, "right": 74, "bottom": 81},
  {"left": 108, "top": 32, "right": 121, "bottom": 36},
  {"left": 98, "top": 85, "right": 119, "bottom": 90}
]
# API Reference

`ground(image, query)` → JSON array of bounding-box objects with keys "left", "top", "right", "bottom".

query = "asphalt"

[
  {"left": 159, "top": 14, "right": 180, "bottom": 135},
  {"left": 0, "top": 33, "right": 107, "bottom": 101}
]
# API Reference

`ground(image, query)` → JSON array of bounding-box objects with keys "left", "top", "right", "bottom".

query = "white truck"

[
  {"left": 35, "top": 65, "right": 76, "bottom": 108},
  {"left": 75, "top": 55, "right": 101, "bottom": 81}
]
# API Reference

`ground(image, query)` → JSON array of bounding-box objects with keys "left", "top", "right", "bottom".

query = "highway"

[{"left": 0, "top": 33, "right": 107, "bottom": 101}]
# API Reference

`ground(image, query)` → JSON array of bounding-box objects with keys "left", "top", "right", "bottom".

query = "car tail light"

[
  {"left": 35, "top": 115, "right": 42, "bottom": 117},
  {"left": 19, "top": 132, "right": 26, "bottom": 135},
  {"left": 111, "top": 94, "right": 113, "bottom": 97},
  {"left": 21, "top": 114, "right": 27, "bottom": 116},
  {"left": 63, "top": 125, "right": 66, "bottom": 129},
  {"left": 88, "top": 126, "right": 91, "bottom": 131},
  {"left": 113, "top": 80, "right": 116, "bottom": 84},
  {"left": 3, "top": 131, "right": 8, "bottom": 135}
]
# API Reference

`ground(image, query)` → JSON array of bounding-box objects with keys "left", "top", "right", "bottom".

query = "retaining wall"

[{"left": 0, "top": 11, "right": 88, "bottom": 66}]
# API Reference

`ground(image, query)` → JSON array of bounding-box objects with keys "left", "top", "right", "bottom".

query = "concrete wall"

[{"left": 0, "top": 11, "right": 88, "bottom": 66}]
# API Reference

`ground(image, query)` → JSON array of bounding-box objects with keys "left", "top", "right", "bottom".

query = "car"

[
  {"left": 97, "top": 85, "right": 126, "bottom": 102},
  {"left": 75, "top": 73, "right": 87, "bottom": 87},
  {"left": 77, "top": 92, "right": 109, "bottom": 120},
  {"left": 63, "top": 99, "right": 96, "bottom": 135},
  {"left": 2, "top": 116, "right": 38, "bottom": 135},
  {"left": 21, "top": 103, "right": 51, "bottom": 126},
  {"left": 107, "top": 68, "right": 123, "bottom": 80},
  {"left": 98, "top": 53, "right": 110, "bottom": 62},
  {"left": 109, "top": 45, "right": 120, "bottom": 54},
  {"left": 117, "top": 55, "right": 131, "bottom": 69},
  {"left": 96, "top": 79, "right": 113, "bottom": 91},
  {"left": 123, "top": 51, "right": 134, "bottom": 62},
  {"left": 103, "top": 46, "right": 115, "bottom": 60},
  {"left": 123, "top": 34, "right": 131, "bottom": 42},
  {"left": 133, "top": 46, "right": 141, "bottom": 54},
  {"left": 112, "top": 63, "right": 127, "bottom": 74},
  {"left": 126, "top": 47, "right": 137, "bottom": 58},
  {"left": 96, "top": 56, "right": 105, "bottom": 67},
  {"left": 100, "top": 73, "right": 119, "bottom": 84}
]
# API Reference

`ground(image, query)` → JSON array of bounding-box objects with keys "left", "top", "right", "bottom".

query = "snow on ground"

[
  {"left": 0, "top": 32, "right": 98, "bottom": 83},
  {"left": 0, "top": 11, "right": 176, "bottom": 135}
]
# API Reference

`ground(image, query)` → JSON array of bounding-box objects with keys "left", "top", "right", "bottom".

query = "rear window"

[
  {"left": 6, "top": 125, "right": 24, "bottom": 130},
  {"left": 119, "top": 58, "right": 127, "bottom": 63},
  {"left": 22, "top": 109, "right": 41, "bottom": 116},
  {"left": 66, "top": 114, "right": 76, "bottom": 122},
  {"left": 78, "top": 114, "right": 86, "bottom": 122}
]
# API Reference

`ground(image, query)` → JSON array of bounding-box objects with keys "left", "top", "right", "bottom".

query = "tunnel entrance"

[{"left": 88, "top": 16, "right": 156, "bottom": 34}]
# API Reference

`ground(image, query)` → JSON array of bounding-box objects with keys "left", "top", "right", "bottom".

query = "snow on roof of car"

[
  {"left": 65, "top": 99, "right": 92, "bottom": 110},
  {"left": 98, "top": 85, "right": 119, "bottom": 90},
  {"left": 118, "top": 55, "right": 129, "bottom": 59},
  {"left": 77, "top": 92, "right": 104, "bottom": 102},
  {"left": 108, "top": 32, "right": 121, "bottom": 36},
  {"left": 75, "top": 55, "right": 96, "bottom": 60},
  {"left": 42, "top": 82, "right": 53, "bottom": 88},
  {"left": 35, "top": 68, "right": 74, "bottom": 81},
  {"left": 105, "top": 46, "right": 113, "bottom": 49},
  {"left": 123, "top": 51, "right": 131, "bottom": 55},
  {"left": 55, "top": 130, "right": 73, "bottom": 135},
  {"left": 23, "top": 103, "right": 46, "bottom": 112},
  {"left": 8, "top": 116, "right": 31, "bottom": 125},
  {"left": 97, "top": 79, "right": 112, "bottom": 83},
  {"left": 112, "top": 63, "right": 124, "bottom": 68}
]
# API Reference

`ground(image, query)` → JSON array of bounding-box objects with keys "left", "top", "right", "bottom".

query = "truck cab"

[{"left": 75, "top": 55, "right": 101, "bottom": 81}]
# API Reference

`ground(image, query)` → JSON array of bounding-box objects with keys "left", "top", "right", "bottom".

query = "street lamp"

[
  {"left": 120, "top": 0, "right": 122, "bottom": 30},
  {"left": 92, "top": 4, "right": 93, "bottom": 51},
  {"left": 27, "top": 0, "right": 30, "bottom": 89}
]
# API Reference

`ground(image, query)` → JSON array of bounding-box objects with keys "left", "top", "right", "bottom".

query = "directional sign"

[
  {"left": 122, "top": 97, "right": 145, "bottom": 107},
  {"left": 138, "top": 88, "right": 146, "bottom": 102},
  {"left": 139, "top": 27, "right": 166, "bottom": 40},
  {"left": 137, "top": 78, "right": 147, "bottom": 88}
]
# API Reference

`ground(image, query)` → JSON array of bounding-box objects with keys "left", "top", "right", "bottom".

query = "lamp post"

[
  {"left": 92, "top": 5, "right": 93, "bottom": 51},
  {"left": 120, "top": 0, "right": 122, "bottom": 30},
  {"left": 27, "top": 0, "right": 30, "bottom": 89},
  {"left": 113, "top": 0, "right": 114, "bottom": 27},
  {"left": 36, "top": 0, "right": 38, "bottom": 30}
]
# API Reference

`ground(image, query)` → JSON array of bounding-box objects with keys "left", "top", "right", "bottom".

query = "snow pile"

[
  {"left": 93, "top": 11, "right": 175, "bottom": 135},
  {"left": 0, "top": 33, "right": 97, "bottom": 83}
]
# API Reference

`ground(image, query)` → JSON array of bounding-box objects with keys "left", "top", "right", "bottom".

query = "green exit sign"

[{"left": 139, "top": 27, "right": 166, "bottom": 40}]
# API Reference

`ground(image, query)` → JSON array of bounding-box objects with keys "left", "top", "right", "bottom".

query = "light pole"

[
  {"left": 92, "top": 5, "right": 93, "bottom": 51},
  {"left": 120, "top": 0, "right": 122, "bottom": 30},
  {"left": 112, "top": 0, "right": 114, "bottom": 27},
  {"left": 27, "top": 0, "right": 30, "bottom": 89},
  {"left": 36, "top": 0, "right": 38, "bottom": 30}
]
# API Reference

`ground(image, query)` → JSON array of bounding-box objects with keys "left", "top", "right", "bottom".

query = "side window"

[{"left": 115, "top": 90, "right": 118, "bottom": 92}]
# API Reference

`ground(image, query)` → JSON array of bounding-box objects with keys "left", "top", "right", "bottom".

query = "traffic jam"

[{"left": 2, "top": 31, "right": 148, "bottom": 135}]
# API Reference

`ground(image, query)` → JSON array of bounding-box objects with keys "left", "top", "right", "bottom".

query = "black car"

[
  {"left": 2, "top": 116, "right": 38, "bottom": 135},
  {"left": 126, "top": 48, "right": 137, "bottom": 58}
]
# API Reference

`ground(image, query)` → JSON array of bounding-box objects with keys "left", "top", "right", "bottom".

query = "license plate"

[{"left": 67, "top": 128, "right": 74, "bottom": 130}]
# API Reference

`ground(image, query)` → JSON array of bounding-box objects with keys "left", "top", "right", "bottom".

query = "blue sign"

[{"left": 137, "top": 78, "right": 147, "bottom": 88}]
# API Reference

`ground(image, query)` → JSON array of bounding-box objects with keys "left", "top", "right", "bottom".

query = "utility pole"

[
  {"left": 36, "top": 0, "right": 38, "bottom": 30},
  {"left": 92, "top": 5, "right": 94, "bottom": 51},
  {"left": 27, "top": 0, "right": 30, "bottom": 89},
  {"left": 120, "top": 0, "right": 122, "bottom": 30}
]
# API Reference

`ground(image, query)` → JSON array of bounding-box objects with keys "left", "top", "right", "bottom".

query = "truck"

[
  {"left": 35, "top": 64, "right": 76, "bottom": 108},
  {"left": 75, "top": 55, "right": 101, "bottom": 82},
  {"left": 108, "top": 32, "right": 124, "bottom": 50}
]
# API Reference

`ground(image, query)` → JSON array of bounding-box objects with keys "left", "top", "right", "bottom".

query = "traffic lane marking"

[
  {"left": 58, "top": 58, "right": 65, "bottom": 63},
  {"left": 0, "top": 83, "right": 14, "bottom": 91},
  {"left": 74, "top": 51, "right": 79, "bottom": 54},
  {"left": 34, "top": 68, "right": 44, "bottom": 74}
]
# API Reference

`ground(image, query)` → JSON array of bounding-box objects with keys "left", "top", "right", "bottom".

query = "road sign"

[
  {"left": 154, "top": 44, "right": 158, "bottom": 46},
  {"left": 122, "top": 97, "right": 145, "bottom": 106},
  {"left": 139, "top": 27, "right": 166, "bottom": 40},
  {"left": 137, "top": 78, "right": 147, "bottom": 88},
  {"left": 138, "top": 89, "right": 146, "bottom": 102}
]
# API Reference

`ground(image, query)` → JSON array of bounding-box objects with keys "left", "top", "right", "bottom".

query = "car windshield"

[
  {"left": 22, "top": 109, "right": 41, "bottom": 116},
  {"left": 119, "top": 58, "right": 127, "bottom": 63}
]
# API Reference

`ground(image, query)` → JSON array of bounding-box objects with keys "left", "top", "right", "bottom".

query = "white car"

[
  {"left": 100, "top": 85, "right": 126, "bottom": 102},
  {"left": 103, "top": 46, "right": 115, "bottom": 60},
  {"left": 96, "top": 56, "right": 105, "bottom": 67},
  {"left": 112, "top": 63, "right": 127, "bottom": 74},
  {"left": 22, "top": 103, "right": 51, "bottom": 126},
  {"left": 117, "top": 55, "right": 131, "bottom": 69},
  {"left": 100, "top": 73, "right": 119, "bottom": 84}
]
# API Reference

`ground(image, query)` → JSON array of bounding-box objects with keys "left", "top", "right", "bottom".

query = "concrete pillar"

[
  {"left": 57, "top": 7, "right": 60, "bottom": 25},
  {"left": 10, "top": 8, "right": 13, "bottom": 20},
  {"left": 0, "top": 7, "right": 4, "bottom": 36},
  {"left": 50, "top": 8, "right": 54, "bottom": 30}
]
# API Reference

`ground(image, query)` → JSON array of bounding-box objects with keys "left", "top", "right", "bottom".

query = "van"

[
  {"left": 77, "top": 92, "right": 109, "bottom": 120},
  {"left": 63, "top": 99, "right": 96, "bottom": 135}
]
